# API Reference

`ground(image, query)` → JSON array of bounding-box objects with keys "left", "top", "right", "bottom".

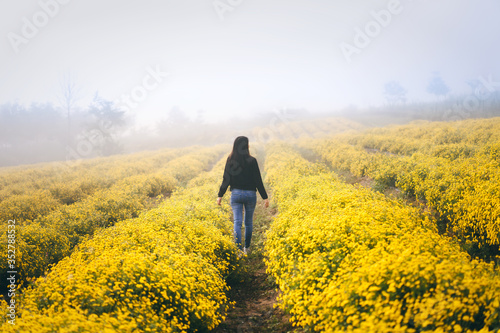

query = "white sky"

[{"left": 1, "top": 0, "right": 499, "bottom": 127}]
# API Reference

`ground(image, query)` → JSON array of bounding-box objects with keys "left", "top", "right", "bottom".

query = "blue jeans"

[{"left": 230, "top": 189, "right": 257, "bottom": 250}]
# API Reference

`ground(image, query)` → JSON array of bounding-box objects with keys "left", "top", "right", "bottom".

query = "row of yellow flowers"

[
  {"left": 264, "top": 142, "right": 500, "bottom": 332},
  {"left": 0, "top": 146, "right": 206, "bottom": 224},
  {"left": 306, "top": 118, "right": 500, "bottom": 259},
  {"left": 0, "top": 145, "right": 227, "bottom": 294},
  {"left": 1, "top": 152, "right": 239, "bottom": 332},
  {"left": 346, "top": 117, "right": 500, "bottom": 158}
]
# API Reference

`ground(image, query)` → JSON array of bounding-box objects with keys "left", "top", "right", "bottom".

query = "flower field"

[
  {"left": 1, "top": 146, "right": 241, "bottom": 332},
  {"left": 1, "top": 117, "right": 500, "bottom": 332},
  {"left": 264, "top": 142, "right": 500, "bottom": 332},
  {"left": 0, "top": 145, "right": 227, "bottom": 295},
  {"left": 306, "top": 117, "right": 500, "bottom": 260}
]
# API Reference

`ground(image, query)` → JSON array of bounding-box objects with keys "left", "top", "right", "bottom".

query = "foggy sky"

[{"left": 1, "top": 0, "right": 499, "bottom": 127}]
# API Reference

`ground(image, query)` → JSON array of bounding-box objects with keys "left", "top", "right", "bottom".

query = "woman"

[{"left": 217, "top": 136, "right": 269, "bottom": 255}]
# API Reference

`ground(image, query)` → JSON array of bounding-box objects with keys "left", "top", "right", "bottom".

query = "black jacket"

[{"left": 218, "top": 156, "right": 268, "bottom": 199}]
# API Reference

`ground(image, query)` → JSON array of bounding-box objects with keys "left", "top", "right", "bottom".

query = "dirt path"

[{"left": 213, "top": 199, "right": 301, "bottom": 333}]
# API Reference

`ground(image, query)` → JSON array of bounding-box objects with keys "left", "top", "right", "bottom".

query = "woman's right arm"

[{"left": 218, "top": 158, "right": 231, "bottom": 199}]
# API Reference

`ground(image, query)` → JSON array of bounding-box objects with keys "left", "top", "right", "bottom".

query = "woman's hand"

[
  {"left": 264, "top": 199, "right": 269, "bottom": 208},
  {"left": 216, "top": 197, "right": 222, "bottom": 206}
]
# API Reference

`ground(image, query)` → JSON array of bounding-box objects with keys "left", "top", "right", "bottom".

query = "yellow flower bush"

[
  {"left": 3, "top": 117, "right": 499, "bottom": 331},
  {"left": 264, "top": 143, "right": 500, "bottom": 332},
  {"left": 0, "top": 145, "right": 228, "bottom": 297},
  {"left": 310, "top": 117, "right": 500, "bottom": 258},
  {"left": 0, "top": 146, "right": 201, "bottom": 223},
  {"left": 0, "top": 190, "right": 61, "bottom": 225},
  {"left": 0, "top": 149, "right": 165, "bottom": 223},
  {"left": 1, "top": 151, "right": 239, "bottom": 332}
]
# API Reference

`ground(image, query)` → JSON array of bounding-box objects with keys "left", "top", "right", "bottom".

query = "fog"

[{"left": 1, "top": 0, "right": 500, "bottom": 166}]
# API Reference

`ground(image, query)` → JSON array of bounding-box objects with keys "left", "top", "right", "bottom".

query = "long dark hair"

[{"left": 228, "top": 136, "right": 251, "bottom": 169}]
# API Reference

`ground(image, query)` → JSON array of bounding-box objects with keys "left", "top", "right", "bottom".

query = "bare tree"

[{"left": 58, "top": 72, "right": 81, "bottom": 147}]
